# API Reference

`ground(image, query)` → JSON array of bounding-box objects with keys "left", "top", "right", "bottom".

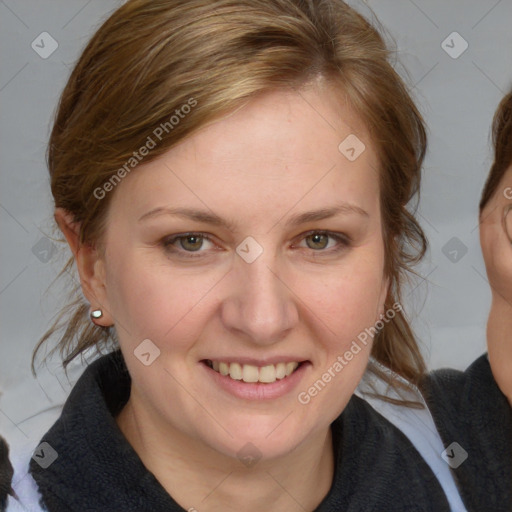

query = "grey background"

[{"left": 1, "top": 0, "right": 512, "bottom": 444}]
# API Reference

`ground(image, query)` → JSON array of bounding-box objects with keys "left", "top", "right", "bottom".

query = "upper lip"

[{"left": 202, "top": 357, "right": 309, "bottom": 366}]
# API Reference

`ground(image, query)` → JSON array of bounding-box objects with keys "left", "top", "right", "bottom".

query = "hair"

[
  {"left": 32, "top": 0, "right": 428, "bottom": 393},
  {"left": 480, "top": 90, "right": 512, "bottom": 211}
]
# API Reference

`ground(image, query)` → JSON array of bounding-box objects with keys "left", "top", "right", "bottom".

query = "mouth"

[{"left": 202, "top": 359, "right": 305, "bottom": 384}]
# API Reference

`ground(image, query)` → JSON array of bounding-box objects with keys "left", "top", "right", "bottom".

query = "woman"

[
  {"left": 480, "top": 90, "right": 512, "bottom": 407},
  {"left": 5, "top": 0, "right": 460, "bottom": 510},
  {"left": 0, "top": 437, "right": 15, "bottom": 510},
  {"left": 421, "top": 90, "right": 512, "bottom": 511}
]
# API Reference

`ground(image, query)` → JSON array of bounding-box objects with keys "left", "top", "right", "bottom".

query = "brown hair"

[
  {"left": 33, "top": 0, "right": 428, "bottom": 390},
  {"left": 480, "top": 90, "right": 512, "bottom": 211}
]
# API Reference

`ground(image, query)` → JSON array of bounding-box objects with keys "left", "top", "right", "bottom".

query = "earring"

[{"left": 90, "top": 309, "right": 103, "bottom": 320}]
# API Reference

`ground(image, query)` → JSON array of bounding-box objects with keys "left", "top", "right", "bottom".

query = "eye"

[
  {"left": 297, "top": 231, "right": 350, "bottom": 252},
  {"left": 178, "top": 234, "right": 206, "bottom": 252},
  {"left": 162, "top": 233, "right": 215, "bottom": 256},
  {"left": 305, "top": 233, "right": 330, "bottom": 250}
]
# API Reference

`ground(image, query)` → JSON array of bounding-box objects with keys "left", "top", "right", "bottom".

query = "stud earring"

[{"left": 90, "top": 309, "right": 103, "bottom": 320}]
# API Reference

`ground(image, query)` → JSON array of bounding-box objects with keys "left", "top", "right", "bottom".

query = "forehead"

[
  {"left": 108, "top": 84, "right": 381, "bottom": 225},
  {"left": 178, "top": 83, "right": 377, "bottom": 171}
]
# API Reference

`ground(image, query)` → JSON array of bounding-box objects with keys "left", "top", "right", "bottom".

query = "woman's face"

[
  {"left": 97, "top": 84, "right": 388, "bottom": 460},
  {"left": 480, "top": 165, "right": 512, "bottom": 302},
  {"left": 480, "top": 164, "right": 512, "bottom": 401}
]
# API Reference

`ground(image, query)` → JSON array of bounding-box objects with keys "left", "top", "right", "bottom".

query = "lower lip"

[{"left": 200, "top": 362, "right": 310, "bottom": 401}]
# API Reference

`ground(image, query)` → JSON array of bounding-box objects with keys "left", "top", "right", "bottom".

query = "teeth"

[
  {"left": 229, "top": 362, "right": 243, "bottom": 380},
  {"left": 242, "top": 364, "right": 259, "bottom": 383},
  {"left": 286, "top": 362, "right": 299, "bottom": 376},
  {"left": 259, "top": 365, "right": 276, "bottom": 383},
  {"left": 275, "top": 363, "right": 286, "bottom": 380},
  {"left": 208, "top": 360, "right": 301, "bottom": 384},
  {"left": 219, "top": 362, "right": 229, "bottom": 376}
]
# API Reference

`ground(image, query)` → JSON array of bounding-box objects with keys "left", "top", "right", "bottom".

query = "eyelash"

[{"left": 161, "top": 231, "right": 351, "bottom": 259}]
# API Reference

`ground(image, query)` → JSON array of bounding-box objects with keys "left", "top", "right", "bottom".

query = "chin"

[{"left": 193, "top": 409, "right": 326, "bottom": 464}]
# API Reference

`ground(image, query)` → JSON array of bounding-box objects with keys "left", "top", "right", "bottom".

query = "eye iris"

[
  {"left": 180, "top": 235, "right": 203, "bottom": 251},
  {"left": 307, "top": 233, "right": 328, "bottom": 250}
]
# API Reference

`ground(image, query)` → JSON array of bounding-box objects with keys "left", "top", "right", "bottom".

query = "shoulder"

[
  {"left": 6, "top": 443, "right": 47, "bottom": 512},
  {"left": 421, "top": 354, "right": 512, "bottom": 511},
  {"left": 421, "top": 353, "right": 510, "bottom": 425},
  {"left": 327, "top": 395, "right": 453, "bottom": 511},
  {"left": 422, "top": 353, "right": 491, "bottom": 394},
  {"left": 354, "top": 363, "right": 468, "bottom": 511}
]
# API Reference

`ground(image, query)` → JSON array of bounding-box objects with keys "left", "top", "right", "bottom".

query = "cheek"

[
  {"left": 291, "top": 258, "right": 385, "bottom": 422},
  {"left": 295, "top": 253, "right": 385, "bottom": 334},
  {"left": 104, "top": 253, "right": 222, "bottom": 347}
]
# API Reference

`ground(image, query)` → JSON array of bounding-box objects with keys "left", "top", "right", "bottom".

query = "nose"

[{"left": 220, "top": 254, "right": 299, "bottom": 345}]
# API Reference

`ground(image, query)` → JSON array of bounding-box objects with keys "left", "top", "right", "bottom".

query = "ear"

[{"left": 54, "top": 208, "right": 114, "bottom": 327}]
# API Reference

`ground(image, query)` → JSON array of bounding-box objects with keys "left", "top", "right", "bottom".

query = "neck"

[
  {"left": 116, "top": 391, "right": 334, "bottom": 512},
  {"left": 487, "top": 295, "right": 512, "bottom": 407}
]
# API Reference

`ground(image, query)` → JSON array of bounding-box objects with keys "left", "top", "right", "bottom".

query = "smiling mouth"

[{"left": 203, "top": 359, "right": 304, "bottom": 384}]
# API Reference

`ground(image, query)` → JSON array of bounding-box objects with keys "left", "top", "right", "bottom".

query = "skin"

[
  {"left": 56, "top": 82, "right": 389, "bottom": 512},
  {"left": 480, "top": 165, "right": 512, "bottom": 407}
]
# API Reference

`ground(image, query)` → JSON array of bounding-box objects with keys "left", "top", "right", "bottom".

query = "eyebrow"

[
  {"left": 285, "top": 204, "right": 369, "bottom": 225},
  {"left": 138, "top": 203, "right": 368, "bottom": 229},
  {"left": 138, "top": 207, "right": 237, "bottom": 230}
]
